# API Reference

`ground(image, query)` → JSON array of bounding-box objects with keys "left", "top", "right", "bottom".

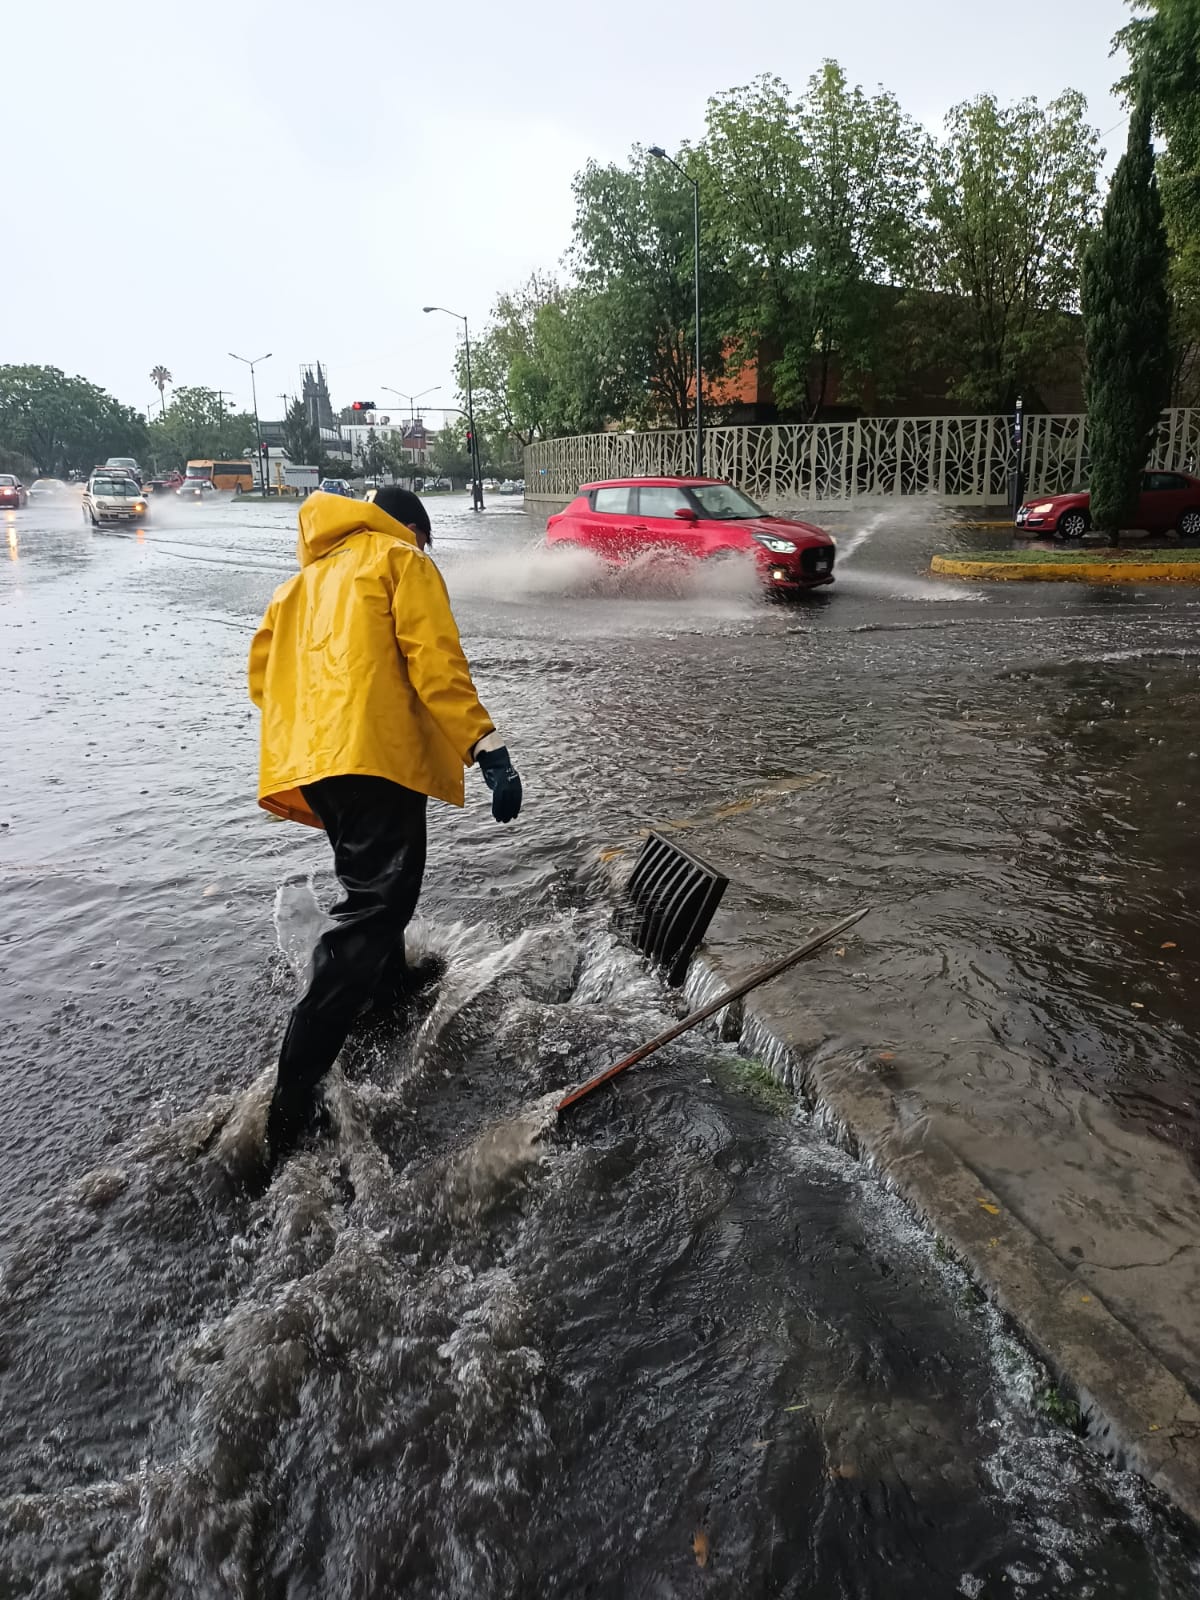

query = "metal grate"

[{"left": 621, "top": 832, "right": 729, "bottom": 986}]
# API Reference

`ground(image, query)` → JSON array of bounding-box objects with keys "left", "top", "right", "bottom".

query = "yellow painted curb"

[{"left": 931, "top": 554, "right": 1200, "bottom": 584}]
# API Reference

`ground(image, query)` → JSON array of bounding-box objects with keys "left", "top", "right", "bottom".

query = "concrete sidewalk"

[{"left": 651, "top": 816, "right": 1200, "bottom": 1523}]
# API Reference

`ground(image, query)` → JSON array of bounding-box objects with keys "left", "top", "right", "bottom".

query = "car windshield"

[
  {"left": 0, "top": 476, "right": 16, "bottom": 486},
  {"left": 690, "top": 484, "right": 765, "bottom": 519},
  {"left": 93, "top": 477, "right": 134, "bottom": 496}
]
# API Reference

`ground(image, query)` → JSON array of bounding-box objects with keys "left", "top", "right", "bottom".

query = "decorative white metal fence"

[{"left": 524, "top": 409, "right": 1200, "bottom": 506}]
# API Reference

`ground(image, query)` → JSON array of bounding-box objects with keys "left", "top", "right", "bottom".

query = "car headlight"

[
  {"left": 134, "top": 501, "right": 146, "bottom": 512},
  {"left": 1030, "top": 502, "right": 1054, "bottom": 516},
  {"left": 751, "top": 532, "right": 798, "bottom": 555}
]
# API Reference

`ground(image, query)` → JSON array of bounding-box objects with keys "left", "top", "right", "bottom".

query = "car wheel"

[
  {"left": 1056, "top": 509, "right": 1090, "bottom": 542},
  {"left": 1179, "top": 508, "right": 1200, "bottom": 539}
]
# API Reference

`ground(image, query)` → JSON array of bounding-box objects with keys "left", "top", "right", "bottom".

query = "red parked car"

[
  {"left": 1016, "top": 470, "right": 1200, "bottom": 541},
  {"left": 546, "top": 477, "right": 836, "bottom": 592}
]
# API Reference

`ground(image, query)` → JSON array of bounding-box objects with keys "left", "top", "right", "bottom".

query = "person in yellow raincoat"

[{"left": 249, "top": 486, "right": 522, "bottom": 1167}]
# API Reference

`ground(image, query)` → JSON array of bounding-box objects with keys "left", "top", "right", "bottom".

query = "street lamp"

[
  {"left": 423, "top": 306, "right": 483, "bottom": 510},
  {"left": 230, "top": 351, "right": 272, "bottom": 494},
  {"left": 382, "top": 384, "right": 441, "bottom": 422},
  {"left": 649, "top": 147, "right": 704, "bottom": 478}
]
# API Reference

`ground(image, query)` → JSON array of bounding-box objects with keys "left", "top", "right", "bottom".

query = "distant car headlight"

[
  {"left": 1030, "top": 502, "right": 1055, "bottom": 516},
  {"left": 752, "top": 532, "right": 798, "bottom": 555}
]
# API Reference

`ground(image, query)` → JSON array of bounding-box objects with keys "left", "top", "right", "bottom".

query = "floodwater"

[{"left": 1, "top": 492, "right": 1199, "bottom": 1596}]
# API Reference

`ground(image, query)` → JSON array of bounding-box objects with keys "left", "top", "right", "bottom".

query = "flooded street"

[{"left": 2, "top": 493, "right": 1200, "bottom": 1596}]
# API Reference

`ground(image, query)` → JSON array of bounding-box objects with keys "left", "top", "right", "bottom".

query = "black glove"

[{"left": 477, "top": 746, "right": 523, "bottom": 823}]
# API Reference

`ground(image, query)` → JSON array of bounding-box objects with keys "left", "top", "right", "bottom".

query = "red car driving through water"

[{"left": 546, "top": 477, "right": 836, "bottom": 593}]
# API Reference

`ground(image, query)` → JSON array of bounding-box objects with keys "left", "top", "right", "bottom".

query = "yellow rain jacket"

[{"left": 248, "top": 493, "right": 495, "bottom": 828}]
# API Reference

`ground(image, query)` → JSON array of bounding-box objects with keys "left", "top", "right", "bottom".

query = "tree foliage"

[
  {"left": 703, "top": 64, "right": 927, "bottom": 416},
  {"left": 430, "top": 416, "right": 474, "bottom": 481},
  {"left": 570, "top": 147, "right": 732, "bottom": 428},
  {"left": 452, "top": 65, "right": 1105, "bottom": 439},
  {"left": 1118, "top": 0, "right": 1200, "bottom": 400},
  {"left": 147, "top": 387, "right": 255, "bottom": 470},
  {"left": 923, "top": 92, "right": 1101, "bottom": 410},
  {"left": 280, "top": 398, "right": 322, "bottom": 466},
  {"left": 0, "top": 365, "right": 148, "bottom": 476},
  {"left": 1082, "top": 89, "right": 1171, "bottom": 535}
]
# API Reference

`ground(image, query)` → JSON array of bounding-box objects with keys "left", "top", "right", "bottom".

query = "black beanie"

[{"left": 370, "top": 486, "right": 432, "bottom": 539}]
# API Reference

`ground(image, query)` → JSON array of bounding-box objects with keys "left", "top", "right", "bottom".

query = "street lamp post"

[
  {"left": 423, "top": 307, "right": 483, "bottom": 510},
  {"left": 382, "top": 384, "right": 442, "bottom": 424},
  {"left": 649, "top": 147, "right": 703, "bottom": 479},
  {"left": 230, "top": 351, "right": 272, "bottom": 495},
  {"left": 383, "top": 385, "right": 441, "bottom": 478}
]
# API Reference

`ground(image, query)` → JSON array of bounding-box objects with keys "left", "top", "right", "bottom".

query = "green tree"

[
  {"left": 280, "top": 398, "right": 321, "bottom": 465},
  {"left": 570, "top": 145, "right": 732, "bottom": 427},
  {"left": 703, "top": 64, "right": 928, "bottom": 417},
  {"left": 148, "top": 386, "right": 254, "bottom": 470},
  {"left": 1081, "top": 88, "right": 1171, "bottom": 537},
  {"left": 1117, "top": 0, "right": 1200, "bottom": 401},
  {"left": 149, "top": 365, "right": 172, "bottom": 415},
  {"left": 923, "top": 92, "right": 1102, "bottom": 410},
  {"left": 0, "top": 365, "right": 148, "bottom": 476},
  {"left": 463, "top": 274, "right": 561, "bottom": 449},
  {"left": 431, "top": 416, "right": 473, "bottom": 482}
]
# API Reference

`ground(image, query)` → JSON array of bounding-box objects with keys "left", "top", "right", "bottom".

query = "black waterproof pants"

[{"left": 266, "top": 775, "right": 427, "bottom": 1160}]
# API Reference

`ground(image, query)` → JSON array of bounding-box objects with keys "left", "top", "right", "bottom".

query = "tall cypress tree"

[{"left": 1082, "top": 88, "right": 1171, "bottom": 539}]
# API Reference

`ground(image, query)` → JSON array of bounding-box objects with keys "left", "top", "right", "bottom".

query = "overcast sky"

[{"left": 5, "top": 0, "right": 1133, "bottom": 422}]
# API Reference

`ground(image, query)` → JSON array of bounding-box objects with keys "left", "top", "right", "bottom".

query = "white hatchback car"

[{"left": 83, "top": 472, "right": 149, "bottom": 525}]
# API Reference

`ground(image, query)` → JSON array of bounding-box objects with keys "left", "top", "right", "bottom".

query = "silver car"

[{"left": 83, "top": 472, "right": 149, "bottom": 525}]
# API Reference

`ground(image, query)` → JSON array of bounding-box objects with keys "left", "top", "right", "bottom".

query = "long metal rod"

[
  {"left": 556, "top": 907, "right": 869, "bottom": 1113},
  {"left": 692, "top": 174, "right": 703, "bottom": 479}
]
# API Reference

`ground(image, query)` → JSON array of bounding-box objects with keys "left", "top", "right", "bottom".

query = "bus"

[{"left": 185, "top": 459, "right": 256, "bottom": 493}]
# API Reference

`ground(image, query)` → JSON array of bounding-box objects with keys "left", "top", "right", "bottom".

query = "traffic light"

[
  {"left": 351, "top": 400, "right": 376, "bottom": 412},
  {"left": 259, "top": 441, "right": 269, "bottom": 455},
  {"left": 465, "top": 430, "right": 474, "bottom": 452}
]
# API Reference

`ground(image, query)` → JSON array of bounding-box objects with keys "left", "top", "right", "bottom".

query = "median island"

[{"left": 932, "top": 546, "right": 1200, "bottom": 582}]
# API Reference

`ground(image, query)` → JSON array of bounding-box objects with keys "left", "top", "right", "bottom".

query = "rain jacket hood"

[
  {"left": 295, "top": 492, "right": 417, "bottom": 569},
  {"left": 248, "top": 493, "right": 494, "bottom": 827}
]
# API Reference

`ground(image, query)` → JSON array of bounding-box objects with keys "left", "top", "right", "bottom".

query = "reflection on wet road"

[{"left": 2, "top": 493, "right": 1199, "bottom": 1594}]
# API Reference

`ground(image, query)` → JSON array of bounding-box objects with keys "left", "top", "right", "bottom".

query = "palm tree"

[{"left": 149, "top": 366, "right": 173, "bottom": 415}]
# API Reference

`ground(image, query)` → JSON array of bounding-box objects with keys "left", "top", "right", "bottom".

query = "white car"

[{"left": 83, "top": 471, "right": 149, "bottom": 524}]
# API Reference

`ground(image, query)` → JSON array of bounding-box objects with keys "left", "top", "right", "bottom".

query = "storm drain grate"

[{"left": 621, "top": 832, "right": 729, "bottom": 987}]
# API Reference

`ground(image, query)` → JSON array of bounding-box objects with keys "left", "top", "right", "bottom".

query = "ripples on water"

[
  {"left": 4, "top": 498, "right": 1200, "bottom": 1594},
  {"left": 2, "top": 892, "right": 1198, "bottom": 1597}
]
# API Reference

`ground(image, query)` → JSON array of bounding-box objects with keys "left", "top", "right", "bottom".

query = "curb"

[
  {"left": 931, "top": 554, "right": 1200, "bottom": 583},
  {"left": 695, "top": 949, "right": 1200, "bottom": 1524}
]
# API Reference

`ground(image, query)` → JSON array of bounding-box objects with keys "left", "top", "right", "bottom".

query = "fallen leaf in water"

[
  {"left": 1162, "top": 942, "right": 1178, "bottom": 950},
  {"left": 834, "top": 947, "right": 846, "bottom": 958},
  {"left": 1080, "top": 1295, "right": 1092, "bottom": 1304},
  {"left": 829, "top": 1463, "right": 857, "bottom": 1480},
  {"left": 751, "top": 1438, "right": 773, "bottom": 1449},
  {"left": 977, "top": 1199, "right": 1001, "bottom": 1216},
  {"left": 877, "top": 1050, "right": 895, "bottom": 1062},
  {"left": 693, "top": 1530, "right": 710, "bottom": 1567},
  {"left": 1131, "top": 1002, "right": 1146, "bottom": 1010},
  {"left": 784, "top": 1403, "right": 808, "bottom": 1413}
]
